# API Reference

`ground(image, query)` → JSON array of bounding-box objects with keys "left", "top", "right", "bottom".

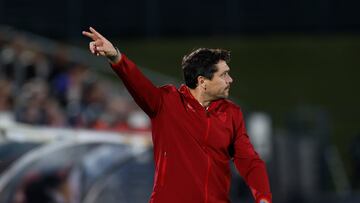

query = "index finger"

[
  {"left": 89, "top": 27, "right": 105, "bottom": 39},
  {"left": 82, "top": 31, "right": 98, "bottom": 40}
]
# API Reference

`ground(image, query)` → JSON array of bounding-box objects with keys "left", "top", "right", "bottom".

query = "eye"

[{"left": 221, "top": 72, "right": 229, "bottom": 78}]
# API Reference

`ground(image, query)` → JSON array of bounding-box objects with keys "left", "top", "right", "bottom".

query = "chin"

[{"left": 219, "top": 94, "right": 229, "bottom": 99}]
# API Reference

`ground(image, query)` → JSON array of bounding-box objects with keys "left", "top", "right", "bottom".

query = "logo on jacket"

[{"left": 218, "top": 112, "right": 227, "bottom": 122}]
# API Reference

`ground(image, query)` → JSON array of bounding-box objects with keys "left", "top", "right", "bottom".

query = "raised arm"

[
  {"left": 232, "top": 109, "right": 272, "bottom": 203},
  {"left": 82, "top": 27, "right": 162, "bottom": 117}
]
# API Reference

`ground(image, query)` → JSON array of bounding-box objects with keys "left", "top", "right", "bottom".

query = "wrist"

[{"left": 108, "top": 47, "right": 121, "bottom": 64}]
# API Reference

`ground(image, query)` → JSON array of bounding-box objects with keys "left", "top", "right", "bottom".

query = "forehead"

[{"left": 215, "top": 60, "right": 230, "bottom": 73}]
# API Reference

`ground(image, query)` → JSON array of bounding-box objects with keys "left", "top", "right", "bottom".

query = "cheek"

[
  {"left": 219, "top": 80, "right": 227, "bottom": 88},
  {"left": 207, "top": 79, "right": 226, "bottom": 92}
]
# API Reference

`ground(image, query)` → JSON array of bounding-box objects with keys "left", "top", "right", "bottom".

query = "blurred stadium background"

[{"left": 1, "top": 0, "right": 360, "bottom": 202}]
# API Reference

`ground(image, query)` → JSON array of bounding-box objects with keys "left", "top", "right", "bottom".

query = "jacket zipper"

[
  {"left": 160, "top": 151, "right": 167, "bottom": 186},
  {"left": 204, "top": 113, "right": 211, "bottom": 203}
]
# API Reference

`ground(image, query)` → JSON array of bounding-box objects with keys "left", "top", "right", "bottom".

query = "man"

[{"left": 83, "top": 27, "right": 272, "bottom": 203}]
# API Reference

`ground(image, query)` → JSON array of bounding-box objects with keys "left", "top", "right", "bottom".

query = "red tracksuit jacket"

[{"left": 111, "top": 54, "right": 272, "bottom": 203}]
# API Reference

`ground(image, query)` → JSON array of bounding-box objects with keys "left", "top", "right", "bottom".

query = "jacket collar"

[{"left": 179, "top": 84, "right": 223, "bottom": 112}]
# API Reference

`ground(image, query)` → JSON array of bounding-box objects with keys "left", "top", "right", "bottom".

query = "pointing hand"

[{"left": 82, "top": 27, "right": 120, "bottom": 63}]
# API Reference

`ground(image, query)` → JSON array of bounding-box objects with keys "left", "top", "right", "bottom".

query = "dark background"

[{"left": 1, "top": 0, "right": 360, "bottom": 39}]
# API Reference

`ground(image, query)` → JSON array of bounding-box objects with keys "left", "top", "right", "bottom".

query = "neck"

[{"left": 189, "top": 87, "right": 211, "bottom": 107}]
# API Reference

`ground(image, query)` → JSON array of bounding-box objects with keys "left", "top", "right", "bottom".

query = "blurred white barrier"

[{"left": 0, "top": 115, "right": 152, "bottom": 195}]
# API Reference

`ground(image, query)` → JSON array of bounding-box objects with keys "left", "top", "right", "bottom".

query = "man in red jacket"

[{"left": 83, "top": 27, "right": 272, "bottom": 203}]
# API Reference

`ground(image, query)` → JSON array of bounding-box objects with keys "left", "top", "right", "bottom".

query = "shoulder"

[
  {"left": 221, "top": 99, "right": 242, "bottom": 112},
  {"left": 220, "top": 99, "right": 245, "bottom": 122},
  {"left": 158, "top": 85, "right": 183, "bottom": 106},
  {"left": 159, "top": 84, "right": 178, "bottom": 93},
  {"left": 220, "top": 100, "right": 246, "bottom": 131}
]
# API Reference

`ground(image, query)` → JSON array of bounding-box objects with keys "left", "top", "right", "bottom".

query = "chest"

[{"left": 162, "top": 98, "right": 235, "bottom": 151}]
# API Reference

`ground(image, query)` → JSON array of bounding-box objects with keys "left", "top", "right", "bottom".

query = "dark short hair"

[{"left": 182, "top": 48, "right": 230, "bottom": 89}]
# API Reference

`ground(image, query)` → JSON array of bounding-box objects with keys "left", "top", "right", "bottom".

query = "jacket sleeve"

[
  {"left": 232, "top": 109, "right": 272, "bottom": 203},
  {"left": 110, "top": 54, "right": 162, "bottom": 117}
]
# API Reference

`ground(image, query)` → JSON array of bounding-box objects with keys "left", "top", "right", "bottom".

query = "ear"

[{"left": 197, "top": 76, "right": 207, "bottom": 89}]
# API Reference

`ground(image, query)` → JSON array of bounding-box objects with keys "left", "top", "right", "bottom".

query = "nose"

[{"left": 227, "top": 75, "right": 233, "bottom": 84}]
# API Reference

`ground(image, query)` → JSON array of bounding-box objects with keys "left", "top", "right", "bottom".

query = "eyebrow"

[{"left": 220, "top": 70, "right": 230, "bottom": 75}]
